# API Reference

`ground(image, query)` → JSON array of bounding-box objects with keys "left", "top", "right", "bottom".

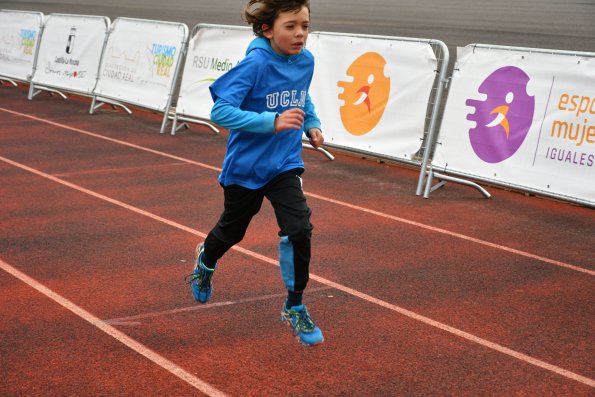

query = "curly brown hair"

[{"left": 243, "top": 0, "right": 311, "bottom": 37}]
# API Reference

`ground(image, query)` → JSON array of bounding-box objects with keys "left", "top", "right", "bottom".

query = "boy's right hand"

[{"left": 274, "top": 108, "right": 305, "bottom": 133}]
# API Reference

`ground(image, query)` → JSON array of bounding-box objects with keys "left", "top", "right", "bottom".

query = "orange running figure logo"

[{"left": 337, "top": 52, "right": 391, "bottom": 136}]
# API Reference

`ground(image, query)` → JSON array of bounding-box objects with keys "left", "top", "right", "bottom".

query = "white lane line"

[
  {"left": 0, "top": 107, "right": 221, "bottom": 172},
  {"left": 0, "top": 257, "right": 228, "bottom": 397},
  {"left": 0, "top": 106, "right": 591, "bottom": 276},
  {"left": 1, "top": 154, "right": 593, "bottom": 388},
  {"left": 305, "top": 192, "right": 595, "bottom": 276}
]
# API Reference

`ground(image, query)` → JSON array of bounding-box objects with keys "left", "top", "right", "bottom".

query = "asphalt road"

[{"left": 1, "top": 0, "right": 594, "bottom": 54}]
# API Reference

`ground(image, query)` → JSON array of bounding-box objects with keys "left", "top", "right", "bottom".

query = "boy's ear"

[{"left": 262, "top": 24, "right": 273, "bottom": 39}]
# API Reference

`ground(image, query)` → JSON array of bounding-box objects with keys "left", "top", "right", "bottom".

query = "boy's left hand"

[{"left": 307, "top": 128, "right": 324, "bottom": 149}]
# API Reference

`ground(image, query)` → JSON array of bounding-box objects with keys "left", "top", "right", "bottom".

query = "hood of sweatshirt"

[{"left": 245, "top": 36, "right": 303, "bottom": 63}]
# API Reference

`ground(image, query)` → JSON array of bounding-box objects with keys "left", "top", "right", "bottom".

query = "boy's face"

[{"left": 263, "top": 6, "right": 310, "bottom": 56}]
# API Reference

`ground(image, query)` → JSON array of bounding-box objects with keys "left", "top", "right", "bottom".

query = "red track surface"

[{"left": 0, "top": 86, "right": 593, "bottom": 396}]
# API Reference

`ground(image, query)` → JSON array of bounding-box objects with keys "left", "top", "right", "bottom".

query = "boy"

[{"left": 186, "top": 0, "right": 324, "bottom": 346}]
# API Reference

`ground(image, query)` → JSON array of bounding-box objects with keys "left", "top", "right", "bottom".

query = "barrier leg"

[
  {"left": 423, "top": 168, "right": 434, "bottom": 198},
  {"left": 170, "top": 116, "right": 220, "bottom": 135},
  {"left": 301, "top": 142, "right": 335, "bottom": 160},
  {"left": 0, "top": 78, "right": 18, "bottom": 87},
  {"left": 89, "top": 96, "right": 132, "bottom": 115},
  {"left": 28, "top": 85, "right": 67, "bottom": 100},
  {"left": 170, "top": 112, "right": 179, "bottom": 135},
  {"left": 159, "top": 111, "right": 170, "bottom": 134},
  {"left": 27, "top": 82, "right": 35, "bottom": 100},
  {"left": 202, "top": 121, "right": 220, "bottom": 134},
  {"left": 89, "top": 96, "right": 98, "bottom": 114},
  {"left": 423, "top": 168, "right": 491, "bottom": 199},
  {"left": 171, "top": 119, "right": 190, "bottom": 136}
]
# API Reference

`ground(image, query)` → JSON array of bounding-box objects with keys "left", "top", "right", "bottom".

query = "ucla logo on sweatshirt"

[{"left": 266, "top": 90, "right": 307, "bottom": 109}]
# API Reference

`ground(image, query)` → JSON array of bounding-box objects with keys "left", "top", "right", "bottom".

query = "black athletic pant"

[{"left": 203, "top": 169, "right": 313, "bottom": 292}]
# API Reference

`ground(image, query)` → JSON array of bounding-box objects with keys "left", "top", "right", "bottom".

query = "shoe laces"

[
  {"left": 184, "top": 266, "right": 212, "bottom": 290},
  {"left": 184, "top": 244, "right": 214, "bottom": 288},
  {"left": 288, "top": 306, "right": 317, "bottom": 335}
]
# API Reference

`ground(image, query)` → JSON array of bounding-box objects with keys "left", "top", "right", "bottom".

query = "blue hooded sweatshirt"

[{"left": 209, "top": 37, "right": 321, "bottom": 189}]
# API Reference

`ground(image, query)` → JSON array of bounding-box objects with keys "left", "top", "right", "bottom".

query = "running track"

[{"left": 0, "top": 86, "right": 593, "bottom": 396}]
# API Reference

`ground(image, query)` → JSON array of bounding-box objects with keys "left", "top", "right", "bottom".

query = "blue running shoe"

[
  {"left": 184, "top": 243, "right": 216, "bottom": 303},
  {"left": 281, "top": 301, "right": 324, "bottom": 346}
]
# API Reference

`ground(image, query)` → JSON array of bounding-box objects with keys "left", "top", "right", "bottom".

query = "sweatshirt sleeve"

[
  {"left": 210, "top": 97, "right": 277, "bottom": 134},
  {"left": 303, "top": 93, "right": 322, "bottom": 133}
]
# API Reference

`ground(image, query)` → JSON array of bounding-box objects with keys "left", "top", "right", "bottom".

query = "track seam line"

[
  {"left": 1, "top": 154, "right": 593, "bottom": 388},
  {"left": 53, "top": 161, "right": 191, "bottom": 177},
  {"left": 0, "top": 106, "right": 591, "bottom": 276},
  {"left": 102, "top": 287, "right": 333, "bottom": 326},
  {"left": 0, "top": 257, "right": 228, "bottom": 397}
]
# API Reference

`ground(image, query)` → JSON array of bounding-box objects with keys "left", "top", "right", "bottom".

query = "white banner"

[
  {"left": 0, "top": 10, "right": 43, "bottom": 81},
  {"left": 176, "top": 24, "right": 253, "bottom": 119},
  {"left": 433, "top": 45, "right": 595, "bottom": 205},
  {"left": 308, "top": 33, "right": 437, "bottom": 161},
  {"left": 94, "top": 18, "right": 188, "bottom": 111},
  {"left": 31, "top": 14, "right": 109, "bottom": 94}
]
